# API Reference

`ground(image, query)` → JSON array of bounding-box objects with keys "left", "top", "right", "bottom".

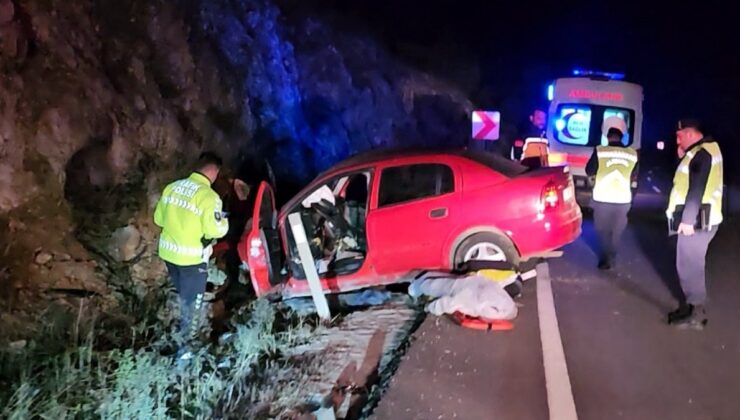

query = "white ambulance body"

[{"left": 545, "top": 71, "right": 644, "bottom": 193}]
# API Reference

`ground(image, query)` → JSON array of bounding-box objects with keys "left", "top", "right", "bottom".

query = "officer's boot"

[
  {"left": 676, "top": 305, "right": 708, "bottom": 331},
  {"left": 598, "top": 257, "right": 613, "bottom": 270},
  {"left": 667, "top": 303, "right": 693, "bottom": 324}
]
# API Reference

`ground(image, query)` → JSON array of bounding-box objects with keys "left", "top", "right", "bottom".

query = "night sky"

[{"left": 309, "top": 0, "right": 740, "bottom": 179}]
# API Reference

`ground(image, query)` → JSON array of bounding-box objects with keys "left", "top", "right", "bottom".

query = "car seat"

[{"left": 344, "top": 175, "right": 368, "bottom": 249}]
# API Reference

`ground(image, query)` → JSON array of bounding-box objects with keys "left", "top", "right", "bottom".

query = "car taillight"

[
  {"left": 250, "top": 237, "right": 263, "bottom": 258},
  {"left": 542, "top": 183, "right": 560, "bottom": 210}
]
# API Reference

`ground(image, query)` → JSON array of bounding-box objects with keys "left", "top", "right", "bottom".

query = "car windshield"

[{"left": 460, "top": 150, "right": 527, "bottom": 178}]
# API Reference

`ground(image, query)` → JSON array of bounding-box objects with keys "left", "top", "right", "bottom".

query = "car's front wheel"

[{"left": 453, "top": 232, "right": 519, "bottom": 270}]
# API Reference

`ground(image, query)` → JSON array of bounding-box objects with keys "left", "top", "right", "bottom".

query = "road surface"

[{"left": 372, "top": 211, "right": 740, "bottom": 420}]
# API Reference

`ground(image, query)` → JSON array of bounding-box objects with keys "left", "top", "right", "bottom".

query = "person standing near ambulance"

[
  {"left": 154, "top": 152, "right": 229, "bottom": 358},
  {"left": 513, "top": 107, "right": 548, "bottom": 161},
  {"left": 586, "top": 117, "right": 638, "bottom": 270},
  {"left": 666, "top": 119, "right": 723, "bottom": 330}
]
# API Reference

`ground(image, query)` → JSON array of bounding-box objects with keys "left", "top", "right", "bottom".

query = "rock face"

[
  {"left": 194, "top": 0, "right": 473, "bottom": 181},
  {"left": 0, "top": 0, "right": 472, "bottom": 321},
  {"left": 0, "top": 0, "right": 246, "bottom": 312}
]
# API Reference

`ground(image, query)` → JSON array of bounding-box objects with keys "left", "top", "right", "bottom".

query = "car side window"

[{"left": 378, "top": 164, "right": 454, "bottom": 207}]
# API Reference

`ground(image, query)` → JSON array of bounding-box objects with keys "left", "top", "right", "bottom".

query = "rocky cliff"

[{"left": 0, "top": 0, "right": 472, "bottom": 338}]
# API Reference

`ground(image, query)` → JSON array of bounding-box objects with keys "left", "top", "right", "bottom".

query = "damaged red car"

[{"left": 238, "top": 150, "right": 581, "bottom": 299}]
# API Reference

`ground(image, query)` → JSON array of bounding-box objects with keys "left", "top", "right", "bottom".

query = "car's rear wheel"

[{"left": 454, "top": 232, "right": 519, "bottom": 270}]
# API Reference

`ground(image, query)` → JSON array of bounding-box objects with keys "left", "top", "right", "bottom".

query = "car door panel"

[
  {"left": 239, "top": 181, "right": 283, "bottom": 296},
  {"left": 367, "top": 162, "right": 460, "bottom": 274}
]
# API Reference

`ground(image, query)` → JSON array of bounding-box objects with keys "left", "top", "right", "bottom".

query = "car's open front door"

[{"left": 239, "top": 181, "right": 284, "bottom": 296}]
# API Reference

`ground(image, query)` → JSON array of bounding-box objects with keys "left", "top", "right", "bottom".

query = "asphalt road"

[{"left": 372, "top": 212, "right": 740, "bottom": 420}]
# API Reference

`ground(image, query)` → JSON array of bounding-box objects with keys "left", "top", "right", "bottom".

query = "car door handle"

[{"left": 429, "top": 208, "right": 448, "bottom": 219}]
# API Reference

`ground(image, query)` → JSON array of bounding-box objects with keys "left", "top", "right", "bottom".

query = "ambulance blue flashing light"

[
  {"left": 547, "top": 84, "right": 554, "bottom": 101},
  {"left": 572, "top": 68, "right": 625, "bottom": 80}
]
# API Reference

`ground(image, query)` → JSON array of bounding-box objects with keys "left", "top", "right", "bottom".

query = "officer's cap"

[{"left": 677, "top": 118, "right": 703, "bottom": 132}]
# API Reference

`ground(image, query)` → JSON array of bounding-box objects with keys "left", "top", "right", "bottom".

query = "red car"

[{"left": 238, "top": 149, "right": 581, "bottom": 298}]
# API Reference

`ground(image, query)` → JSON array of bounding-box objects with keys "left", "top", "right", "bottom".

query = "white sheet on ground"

[{"left": 409, "top": 273, "right": 518, "bottom": 320}]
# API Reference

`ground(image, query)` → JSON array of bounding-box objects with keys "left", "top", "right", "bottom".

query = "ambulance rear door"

[{"left": 546, "top": 77, "right": 643, "bottom": 185}]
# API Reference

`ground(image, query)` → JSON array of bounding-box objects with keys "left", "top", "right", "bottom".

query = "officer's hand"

[
  {"left": 202, "top": 244, "right": 214, "bottom": 263},
  {"left": 677, "top": 223, "right": 695, "bottom": 236}
]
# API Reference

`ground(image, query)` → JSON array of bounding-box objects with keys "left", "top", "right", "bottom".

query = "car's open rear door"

[{"left": 239, "top": 181, "right": 284, "bottom": 296}]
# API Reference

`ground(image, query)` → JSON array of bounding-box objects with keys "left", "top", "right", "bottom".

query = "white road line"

[{"left": 536, "top": 262, "right": 579, "bottom": 420}]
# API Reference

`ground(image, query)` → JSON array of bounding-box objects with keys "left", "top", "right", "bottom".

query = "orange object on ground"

[{"left": 451, "top": 311, "right": 515, "bottom": 331}]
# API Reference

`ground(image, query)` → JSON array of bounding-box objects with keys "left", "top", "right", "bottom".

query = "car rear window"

[{"left": 460, "top": 150, "right": 527, "bottom": 178}]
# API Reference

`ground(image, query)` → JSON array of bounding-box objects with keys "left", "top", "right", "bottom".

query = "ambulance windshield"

[{"left": 553, "top": 104, "right": 634, "bottom": 147}]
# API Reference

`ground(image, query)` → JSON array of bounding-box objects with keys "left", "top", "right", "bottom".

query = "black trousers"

[
  {"left": 592, "top": 201, "right": 631, "bottom": 264},
  {"left": 165, "top": 261, "right": 207, "bottom": 343}
]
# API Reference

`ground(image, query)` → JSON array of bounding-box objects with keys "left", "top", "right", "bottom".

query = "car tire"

[{"left": 453, "top": 232, "right": 520, "bottom": 271}]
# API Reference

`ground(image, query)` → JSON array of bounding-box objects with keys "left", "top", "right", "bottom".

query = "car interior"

[{"left": 286, "top": 171, "right": 371, "bottom": 279}]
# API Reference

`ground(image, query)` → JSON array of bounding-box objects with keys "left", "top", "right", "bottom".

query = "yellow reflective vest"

[
  {"left": 667, "top": 141, "right": 723, "bottom": 227},
  {"left": 592, "top": 146, "right": 638, "bottom": 204},
  {"left": 154, "top": 172, "right": 229, "bottom": 266}
]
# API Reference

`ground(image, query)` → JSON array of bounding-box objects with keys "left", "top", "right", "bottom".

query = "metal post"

[{"left": 288, "top": 213, "right": 331, "bottom": 320}]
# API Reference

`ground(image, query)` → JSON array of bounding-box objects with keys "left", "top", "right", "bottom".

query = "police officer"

[
  {"left": 586, "top": 118, "right": 638, "bottom": 270},
  {"left": 154, "top": 152, "right": 229, "bottom": 357},
  {"left": 666, "top": 119, "right": 723, "bottom": 330}
]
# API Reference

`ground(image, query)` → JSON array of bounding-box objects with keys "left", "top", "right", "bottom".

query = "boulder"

[{"left": 108, "top": 225, "right": 143, "bottom": 262}]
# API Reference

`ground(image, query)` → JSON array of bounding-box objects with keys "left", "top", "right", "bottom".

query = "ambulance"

[{"left": 544, "top": 69, "right": 644, "bottom": 200}]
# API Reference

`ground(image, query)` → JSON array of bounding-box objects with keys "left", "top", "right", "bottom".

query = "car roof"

[
  {"left": 326, "top": 148, "right": 450, "bottom": 171},
  {"left": 321, "top": 147, "right": 526, "bottom": 178},
  {"left": 280, "top": 147, "right": 526, "bottom": 215}
]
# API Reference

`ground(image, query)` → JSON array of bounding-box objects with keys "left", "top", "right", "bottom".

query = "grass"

[{"left": 0, "top": 296, "right": 324, "bottom": 419}]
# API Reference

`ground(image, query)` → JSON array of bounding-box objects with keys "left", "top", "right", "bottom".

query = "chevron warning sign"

[{"left": 472, "top": 111, "right": 500, "bottom": 140}]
